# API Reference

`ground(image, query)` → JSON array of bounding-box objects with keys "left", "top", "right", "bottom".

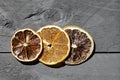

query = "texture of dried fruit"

[
  {"left": 11, "top": 29, "right": 42, "bottom": 62},
  {"left": 64, "top": 26, "right": 94, "bottom": 65},
  {"left": 37, "top": 25, "right": 70, "bottom": 65}
]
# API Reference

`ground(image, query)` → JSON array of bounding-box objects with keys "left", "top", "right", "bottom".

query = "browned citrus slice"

[
  {"left": 64, "top": 26, "right": 94, "bottom": 65},
  {"left": 37, "top": 25, "right": 70, "bottom": 65},
  {"left": 11, "top": 28, "right": 42, "bottom": 62}
]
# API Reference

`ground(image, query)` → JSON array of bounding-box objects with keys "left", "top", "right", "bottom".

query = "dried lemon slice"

[
  {"left": 11, "top": 28, "right": 42, "bottom": 62},
  {"left": 64, "top": 26, "right": 94, "bottom": 65},
  {"left": 37, "top": 25, "right": 70, "bottom": 65}
]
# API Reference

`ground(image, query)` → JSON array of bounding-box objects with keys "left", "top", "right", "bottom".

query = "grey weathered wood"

[
  {"left": 0, "top": 0, "right": 120, "bottom": 80},
  {"left": 0, "top": 0, "right": 120, "bottom": 52},
  {"left": 0, "top": 53, "right": 120, "bottom": 80}
]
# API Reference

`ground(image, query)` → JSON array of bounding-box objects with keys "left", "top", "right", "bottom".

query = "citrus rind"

[{"left": 11, "top": 28, "right": 43, "bottom": 62}]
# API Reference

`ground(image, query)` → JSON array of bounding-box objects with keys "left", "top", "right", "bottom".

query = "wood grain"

[{"left": 0, "top": 0, "right": 120, "bottom": 80}]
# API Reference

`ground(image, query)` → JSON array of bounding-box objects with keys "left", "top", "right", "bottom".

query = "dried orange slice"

[
  {"left": 37, "top": 25, "right": 70, "bottom": 65},
  {"left": 64, "top": 26, "right": 94, "bottom": 65},
  {"left": 11, "top": 28, "right": 42, "bottom": 62}
]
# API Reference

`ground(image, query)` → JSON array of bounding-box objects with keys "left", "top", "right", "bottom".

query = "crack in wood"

[
  {"left": 24, "top": 9, "right": 46, "bottom": 19},
  {"left": 0, "top": 51, "right": 120, "bottom": 54}
]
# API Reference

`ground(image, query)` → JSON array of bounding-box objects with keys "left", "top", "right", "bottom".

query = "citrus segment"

[
  {"left": 37, "top": 25, "right": 70, "bottom": 65},
  {"left": 11, "top": 28, "right": 42, "bottom": 62},
  {"left": 64, "top": 26, "right": 94, "bottom": 65},
  {"left": 53, "top": 32, "right": 69, "bottom": 44}
]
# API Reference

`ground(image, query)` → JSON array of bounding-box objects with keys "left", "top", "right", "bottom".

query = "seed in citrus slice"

[
  {"left": 37, "top": 25, "right": 70, "bottom": 65},
  {"left": 64, "top": 26, "right": 94, "bottom": 65},
  {"left": 11, "top": 28, "right": 42, "bottom": 62}
]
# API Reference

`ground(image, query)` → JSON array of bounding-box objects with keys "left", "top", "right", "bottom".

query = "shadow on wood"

[{"left": 19, "top": 59, "right": 39, "bottom": 65}]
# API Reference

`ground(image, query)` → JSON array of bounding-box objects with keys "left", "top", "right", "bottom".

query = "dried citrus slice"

[
  {"left": 64, "top": 26, "right": 94, "bottom": 65},
  {"left": 11, "top": 28, "right": 42, "bottom": 62},
  {"left": 37, "top": 25, "right": 70, "bottom": 65}
]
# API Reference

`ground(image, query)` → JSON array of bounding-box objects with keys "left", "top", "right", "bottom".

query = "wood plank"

[
  {"left": 0, "top": 53, "right": 120, "bottom": 80},
  {"left": 0, "top": 0, "right": 120, "bottom": 52},
  {"left": 0, "top": 0, "right": 120, "bottom": 80}
]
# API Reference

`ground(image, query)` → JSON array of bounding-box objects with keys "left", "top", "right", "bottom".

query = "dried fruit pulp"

[
  {"left": 11, "top": 28, "right": 42, "bottom": 62},
  {"left": 64, "top": 26, "right": 94, "bottom": 65},
  {"left": 37, "top": 25, "right": 70, "bottom": 65}
]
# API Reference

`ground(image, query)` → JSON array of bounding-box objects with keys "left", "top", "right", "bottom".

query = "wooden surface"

[{"left": 0, "top": 0, "right": 120, "bottom": 80}]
